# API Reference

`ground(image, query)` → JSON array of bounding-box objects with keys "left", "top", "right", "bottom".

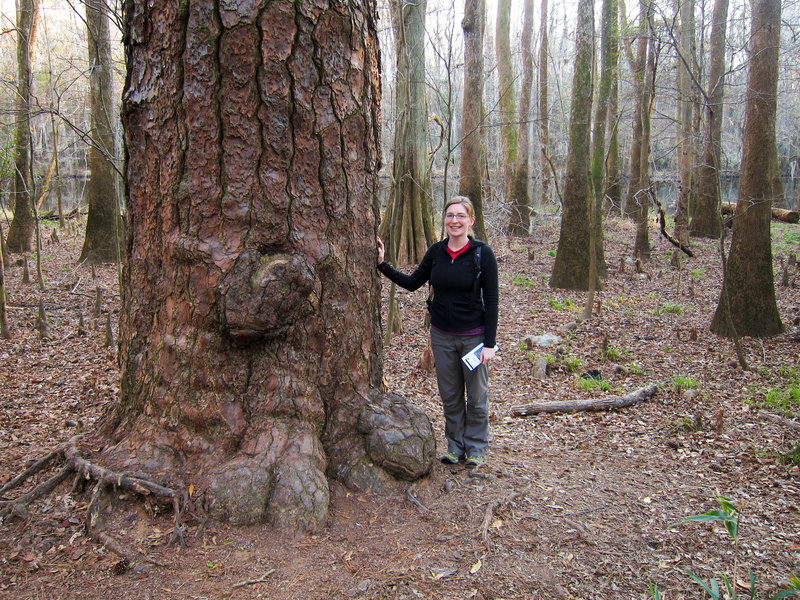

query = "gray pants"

[{"left": 430, "top": 328, "right": 489, "bottom": 458}]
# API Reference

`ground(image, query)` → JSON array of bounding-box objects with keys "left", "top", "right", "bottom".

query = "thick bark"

[
  {"left": 690, "top": 0, "right": 729, "bottom": 239},
  {"left": 5, "top": 0, "right": 40, "bottom": 254},
  {"left": 80, "top": 0, "right": 122, "bottom": 264},
  {"left": 623, "top": 4, "right": 647, "bottom": 221},
  {"left": 537, "top": 0, "right": 551, "bottom": 206},
  {"left": 495, "top": 0, "right": 517, "bottom": 203},
  {"left": 550, "top": 0, "right": 593, "bottom": 291},
  {"left": 379, "top": 0, "right": 434, "bottom": 265},
  {"left": 459, "top": 0, "right": 487, "bottom": 241},
  {"left": 711, "top": 0, "right": 783, "bottom": 338},
  {"left": 114, "top": 0, "right": 434, "bottom": 532},
  {"left": 508, "top": 0, "right": 534, "bottom": 236}
]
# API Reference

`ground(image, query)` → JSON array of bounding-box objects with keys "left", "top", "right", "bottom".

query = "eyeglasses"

[{"left": 445, "top": 213, "right": 469, "bottom": 221}]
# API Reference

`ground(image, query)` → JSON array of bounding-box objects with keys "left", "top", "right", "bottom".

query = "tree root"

[{"left": 0, "top": 436, "right": 185, "bottom": 565}]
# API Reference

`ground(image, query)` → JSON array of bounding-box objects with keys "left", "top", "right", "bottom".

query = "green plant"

[
  {"left": 548, "top": 297, "right": 579, "bottom": 312},
  {"left": 672, "top": 375, "right": 699, "bottom": 393},
  {"left": 628, "top": 363, "right": 645, "bottom": 376},
  {"left": 691, "top": 267, "right": 707, "bottom": 279},
  {"left": 577, "top": 377, "right": 610, "bottom": 392},
  {"left": 674, "top": 415, "right": 701, "bottom": 432},
  {"left": 601, "top": 346, "right": 630, "bottom": 362},
  {"left": 510, "top": 273, "right": 536, "bottom": 287},
  {"left": 547, "top": 249, "right": 556, "bottom": 257},
  {"left": 563, "top": 355, "right": 583, "bottom": 373},
  {"left": 662, "top": 495, "right": 800, "bottom": 600}
]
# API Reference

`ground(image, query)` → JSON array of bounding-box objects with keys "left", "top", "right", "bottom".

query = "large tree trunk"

[
  {"left": 79, "top": 0, "right": 122, "bottom": 264},
  {"left": 460, "top": 0, "right": 487, "bottom": 241},
  {"left": 690, "top": 0, "right": 729, "bottom": 239},
  {"left": 550, "top": 0, "right": 593, "bottom": 291},
  {"left": 711, "top": 0, "right": 783, "bottom": 338},
  {"left": 622, "top": 4, "right": 647, "bottom": 221},
  {"left": 537, "top": 0, "right": 551, "bottom": 206},
  {"left": 671, "top": 0, "right": 695, "bottom": 268},
  {"left": 495, "top": 0, "right": 517, "bottom": 205},
  {"left": 112, "top": 0, "right": 434, "bottom": 532},
  {"left": 508, "top": 0, "right": 534, "bottom": 236},
  {"left": 5, "top": 0, "right": 40, "bottom": 254},
  {"left": 379, "top": 0, "right": 435, "bottom": 265}
]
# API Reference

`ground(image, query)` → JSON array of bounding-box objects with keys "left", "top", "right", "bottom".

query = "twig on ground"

[{"left": 233, "top": 570, "right": 276, "bottom": 588}]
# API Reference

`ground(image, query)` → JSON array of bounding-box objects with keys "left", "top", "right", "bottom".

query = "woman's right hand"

[{"left": 377, "top": 237, "right": 385, "bottom": 264}]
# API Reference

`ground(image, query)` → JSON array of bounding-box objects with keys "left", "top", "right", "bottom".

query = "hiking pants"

[{"left": 430, "top": 328, "right": 489, "bottom": 458}]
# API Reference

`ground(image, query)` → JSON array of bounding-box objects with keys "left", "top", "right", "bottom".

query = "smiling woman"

[{"left": 377, "top": 196, "right": 499, "bottom": 467}]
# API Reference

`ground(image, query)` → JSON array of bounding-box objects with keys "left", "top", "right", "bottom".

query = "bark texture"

[
  {"left": 537, "top": 0, "right": 551, "bottom": 206},
  {"left": 114, "top": 0, "right": 434, "bottom": 531},
  {"left": 711, "top": 0, "right": 783, "bottom": 338},
  {"left": 459, "top": 0, "right": 487, "bottom": 240},
  {"left": 550, "top": 0, "right": 593, "bottom": 290},
  {"left": 508, "top": 0, "right": 534, "bottom": 236},
  {"left": 79, "top": 0, "right": 122, "bottom": 264},
  {"left": 495, "top": 0, "right": 517, "bottom": 204}
]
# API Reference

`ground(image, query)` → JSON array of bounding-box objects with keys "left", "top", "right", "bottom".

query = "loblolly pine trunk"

[{"left": 111, "top": 0, "right": 434, "bottom": 531}]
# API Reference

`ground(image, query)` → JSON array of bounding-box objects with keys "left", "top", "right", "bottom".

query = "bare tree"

[
  {"left": 5, "top": 0, "right": 40, "bottom": 253},
  {"left": 537, "top": 0, "right": 551, "bottom": 206},
  {"left": 690, "top": 0, "right": 729, "bottom": 239},
  {"left": 671, "top": 0, "right": 696, "bottom": 267},
  {"left": 380, "top": 0, "right": 435, "bottom": 265},
  {"left": 508, "top": 0, "right": 534, "bottom": 236},
  {"left": 111, "top": 0, "right": 433, "bottom": 530},
  {"left": 459, "top": 0, "right": 487, "bottom": 240},
  {"left": 495, "top": 0, "right": 517, "bottom": 204},
  {"left": 550, "top": 0, "right": 593, "bottom": 290},
  {"left": 79, "top": 0, "right": 121, "bottom": 264},
  {"left": 711, "top": 0, "right": 783, "bottom": 338}
]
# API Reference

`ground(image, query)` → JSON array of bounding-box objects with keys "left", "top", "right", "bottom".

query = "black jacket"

[{"left": 378, "top": 237, "right": 498, "bottom": 347}]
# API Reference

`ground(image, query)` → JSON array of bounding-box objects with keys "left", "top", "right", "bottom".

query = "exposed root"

[{"left": 0, "top": 436, "right": 185, "bottom": 564}]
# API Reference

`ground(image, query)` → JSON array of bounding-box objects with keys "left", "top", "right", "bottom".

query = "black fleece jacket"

[{"left": 378, "top": 237, "right": 498, "bottom": 347}]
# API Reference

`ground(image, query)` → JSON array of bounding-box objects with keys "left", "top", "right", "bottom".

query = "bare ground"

[{"left": 1, "top": 216, "right": 799, "bottom": 600}]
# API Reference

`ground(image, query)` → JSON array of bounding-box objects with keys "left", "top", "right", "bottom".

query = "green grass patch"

[
  {"left": 510, "top": 273, "right": 536, "bottom": 287},
  {"left": 672, "top": 374, "right": 699, "bottom": 393}
]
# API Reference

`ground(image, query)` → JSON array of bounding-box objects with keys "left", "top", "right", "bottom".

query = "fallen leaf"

[
  {"left": 430, "top": 567, "right": 457, "bottom": 580},
  {"left": 470, "top": 559, "right": 482, "bottom": 574}
]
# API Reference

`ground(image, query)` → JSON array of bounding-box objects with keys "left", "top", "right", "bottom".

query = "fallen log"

[
  {"left": 721, "top": 202, "right": 799, "bottom": 224},
  {"left": 759, "top": 410, "right": 800, "bottom": 432},
  {"left": 511, "top": 383, "right": 659, "bottom": 417}
]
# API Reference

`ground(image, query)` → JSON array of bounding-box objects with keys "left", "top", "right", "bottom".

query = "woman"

[{"left": 377, "top": 196, "right": 498, "bottom": 467}]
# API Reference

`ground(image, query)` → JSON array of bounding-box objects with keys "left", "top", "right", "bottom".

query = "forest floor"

[{"left": 1, "top": 215, "right": 799, "bottom": 600}]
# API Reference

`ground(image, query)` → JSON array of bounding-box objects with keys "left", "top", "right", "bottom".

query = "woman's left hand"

[{"left": 480, "top": 346, "right": 497, "bottom": 364}]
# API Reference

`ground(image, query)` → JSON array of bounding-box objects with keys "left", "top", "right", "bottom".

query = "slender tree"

[
  {"left": 112, "top": 0, "right": 434, "bottom": 531},
  {"left": 690, "top": 0, "right": 729, "bottom": 239},
  {"left": 672, "top": 0, "right": 696, "bottom": 267},
  {"left": 508, "top": 0, "right": 534, "bottom": 236},
  {"left": 495, "top": 0, "right": 517, "bottom": 203},
  {"left": 550, "top": 0, "right": 593, "bottom": 290},
  {"left": 603, "top": 0, "right": 621, "bottom": 216},
  {"left": 5, "top": 0, "right": 40, "bottom": 253},
  {"left": 623, "top": 2, "right": 647, "bottom": 221},
  {"left": 79, "top": 0, "right": 122, "bottom": 264},
  {"left": 589, "top": 0, "right": 616, "bottom": 278},
  {"left": 633, "top": 1, "right": 655, "bottom": 261},
  {"left": 460, "top": 0, "right": 488, "bottom": 240},
  {"left": 711, "top": 0, "right": 783, "bottom": 338},
  {"left": 537, "top": 0, "right": 551, "bottom": 206}
]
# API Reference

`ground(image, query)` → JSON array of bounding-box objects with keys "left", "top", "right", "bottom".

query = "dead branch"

[
  {"left": 511, "top": 383, "right": 660, "bottom": 417},
  {"left": 479, "top": 485, "right": 530, "bottom": 551},
  {"left": 233, "top": 570, "right": 276, "bottom": 589},
  {"left": 721, "top": 202, "right": 799, "bottom": 224},
  {"left": 648, "top": 188, "right": 694, "bottom": 257}
]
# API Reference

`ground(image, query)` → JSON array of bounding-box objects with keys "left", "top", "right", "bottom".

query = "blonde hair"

[{"left": 443, "top": 196, "right": 476, "bottom": 236}]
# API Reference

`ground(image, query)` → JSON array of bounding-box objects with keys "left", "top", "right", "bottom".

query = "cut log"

[
  {"left": 721, "top": 202, "right": 799, "bottom": 224},
  {"left": 511, "top": 383, "right": 659, "bottom": 417}
]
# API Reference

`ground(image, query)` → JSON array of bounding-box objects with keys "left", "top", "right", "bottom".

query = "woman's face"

[{"left": 444, "top": 203, "right": 474, "bottom": 238}]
